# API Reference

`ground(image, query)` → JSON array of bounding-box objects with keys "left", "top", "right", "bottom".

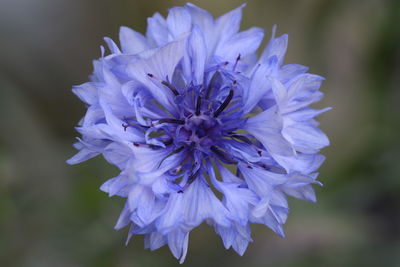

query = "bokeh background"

[{"left": 1, "top": 0, "right": 399, "bottom": 266}]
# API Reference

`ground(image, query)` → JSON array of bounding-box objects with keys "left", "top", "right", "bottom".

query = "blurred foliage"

[{"left": 0, "top": 0, "right": 399, "bottom": 266}]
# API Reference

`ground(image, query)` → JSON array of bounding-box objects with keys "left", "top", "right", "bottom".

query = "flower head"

[{"left": 68, "top": 3, "right": 329, "bottom": 263}]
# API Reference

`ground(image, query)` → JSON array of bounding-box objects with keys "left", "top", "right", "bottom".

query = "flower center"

[{"left": 183, "top": 112, "right": 221, "bottom": 147}]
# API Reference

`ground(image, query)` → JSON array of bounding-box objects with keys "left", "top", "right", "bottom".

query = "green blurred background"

[{"left": 1, "top": 0, "right": 399, "bottom": 266}]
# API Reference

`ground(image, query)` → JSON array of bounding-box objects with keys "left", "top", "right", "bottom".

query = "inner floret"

[{"left": 181, "top": 112, "right": 221, "bottom": 147}]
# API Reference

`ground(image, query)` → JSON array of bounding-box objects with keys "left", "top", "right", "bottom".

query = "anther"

[
  {"left": 133, "top": 142, "right": 162, "bottom": 149},
  {"left": 154, "top": 118, "right": 185, "bottom": 126},
  {"left": 210, "top": 146, "right": 238, "bottom": 164},
  {"left": 186, "top": 169, "right": 200, "bottom": 186},
  {"left": 195, "top": 95, "right": 202, "bottom": 116},
  {"left": 233, "top": 54, "right": 241, "bottom": 71},
  {"left": 147, "top": 73, "right": 179, "bottom": 96},
  {"left": 206, "top": 71, "right": 221, "bottom": 99},
  {"left": 213, "top": 89, "right": 234, "bottom": 117},
  {"left": 231, "top": 134, "right": 253, "bottom": 145}
]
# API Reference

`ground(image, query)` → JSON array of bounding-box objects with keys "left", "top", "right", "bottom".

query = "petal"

[
  {"left": 100, "top": 174, "right": 131, "bottom": 197},
  {"left": 216, "top": 27, "right": 264, "bottom": 62},
  {"left": 281, "top": 74, "right": 326, "bottom": 113},
  {"left": 214, "top": 4, "right": 246, "bottom": 45},
  {"left": 182, "top": 177, "right": 231, "bottom": 228},
  {"left": 260, "top": 26, "right": 288, "bottom": 66},
  {"left": 146, "top": 12, "right": 168, "bottom": 46},
  {"left": 239, "top": 165, "right": 286, "bottom": 197},
  {"left": 166, "top": 7, "right": 192, "bottom": 38},
  {"left": 131, "top": 146, "right": 174, "bottom": 173},
  {"left": 274, "top": 153, "right": 326, "bottom": 173},
  {"left": 244, "top": 105, "right": 295, "bottom": 157},
  {"left": 144, "top": 232, "right": 166, "bottom": 251},
  {"left": 167, "top": 228, "right": 189, "bottom": 263},
  {"left": 282, "top": 122, "right": 330, "bottom": 153},
  {"left": 156, "top": 193, "right": 184, "bottom": 234},
  {"left": 278, "top": 64, "right": 309, "bottom": 83},
  {"left": 187, "top": 25, "right": 207, "bottom": 85},
  {"left": 72, "top": 82, "right": 99, "bottom": 105},
  {"left": 119, "top": 26, "right": 148, "bottom": 54},
  {"left": 214, "top": 223, "right": 252, "bottom": 256},
  {"left": 250, "top": 191, "right": 288, "bottom": 237},
  {"left": 285, "top": 107, "right": 331, "bottom": 122},
  {"left": 102, "top": 142, "right": 132, "bottom": 168},
  {"left": 185, "top": 3, "right": 214, "bottom": 56},
  {"left": 103, "top": 37, "right": 121, "bottom": 54},
  {"left": 114, "top": 203, "right": 131, "bottom": 230},
  {"left": 208, "top": 163, "right": 258, "bottom": 224},
  {"left": 280, "top": 172, "right": 322, "bottom": 202},
  {"left": 66, "top": 147, "right": 99, "bottom": 165},
  {"left": 242, "top": 56, "right": 278, "bottom": 114},
  {"left": 126, "top": 39, "right": 186, "bottom": 113}
]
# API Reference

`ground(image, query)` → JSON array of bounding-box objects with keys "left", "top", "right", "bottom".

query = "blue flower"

[{"left": 68, "top": 3, "right": 329, "bottom": 263}]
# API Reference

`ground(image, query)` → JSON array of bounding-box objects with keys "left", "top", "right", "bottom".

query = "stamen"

[
  {"left": 186, "top": 169, "right": 200, "bottom": 186},
  {"left": 195, "top": 95, "right": 202, "bottom": 116},
  {"left": 132, "top": 142, "right": 161, "bottom": 149},
  {"left": 231, "top": 134, "right": 253, "bottom": 145},
  {"left": 163, "top": 139, "right": 174, "bottom": 146},
  {"left": 153, "top": 118, "right": 185, "bottom": 126},
  {"left": 233, "top": 54, "right": 241, "bottom": 71},
  {"left": 178, "top": 167, "right": 200, "bottom": 193},
  {"left": 158, "top": 146, "right": 185, "bottom": 168},
  {"left": 210, "top": 146, "right": 238, "bottom": 164},
  {"left": 122, "top": 122, "right": 150, "bottom": 130},
  {"left": 213, "top": 88, "right": 234, "bottom": 117},
  {"left": 147, "top": 73, "right": 179, "bottom": 96},
  {"left": 206, "top": 72, "right": 221, "bottom": 99}
]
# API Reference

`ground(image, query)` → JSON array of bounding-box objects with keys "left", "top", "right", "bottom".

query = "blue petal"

[
  {"left": 103, "top": 37, "right": 121, "bottom": 54},
  {"left": 119, "top": 26, "right": 148, "bottom": 54},
  {"left": 278, "top": 64, "right": 309, "bottom": 83},
  {"left": 282, "top": 122, "right": 330, "bottom": 153},
  {"left": 216, "top": 27, "right": 264, "bottom": 62},
  {"left": 242, "top": 56, "right": 278, "bottom": 114},
  {"left": 244, "top": 105, "right": 295, "bottom": 157},
  {"left": 166, "top": 7, "right": 192, "bottom": 38},
  {"left": 144, "top": 231, "right": 166, "bottom": 251},
  {"left": 66, "top": 147, "right": 99, "bottom": 165},
  {"left": 100, "top": 174, "right": 131, "bottom": 197},
  {"left": 146, "top": 12, "right": 168, "bottom": 47},
  {"left": 239, "top": 165, "right": 286, "bottom": 197},
  {"left": 214, "top": 4, "right": 246, "bottom": 46},
  {"left": 185, "top": 3, "right": 214, "bottom": 55},
  {"left": 114, "top": 203, "right": 131, "bottom": 230},
  {"left": 208, "top": 163, "right": 258, "bottom": 224},
  {"left": 126, "top": 39, "right": 186, "bottom": 114},
  {"left": 71, "top": 82, "right": 98, "bottom": 105},
  {"left": 280, "top": 172, "right": 322, "bottom": 202},
  {"left": 274, "top": 153, "right": 326, "bottom": 173},
  {"left": 156, "top": 177, "right": 231, "bottom": 234},
  {"left": 260, "top": 26, "right": 288, "bottom": 66},
  {"left": 214, "top": 223, "right": 252, "bottom": 256},
  {"left": 167, "top": 228, "right": 189, "bottom": 263},
  {"left": 187, "top": 25, "right": 207, "bottom": 85}
]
